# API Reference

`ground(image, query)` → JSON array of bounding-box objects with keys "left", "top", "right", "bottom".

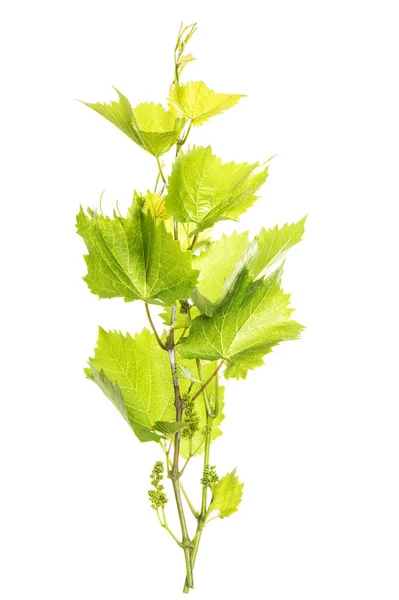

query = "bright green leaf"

[
  {"left": 179, "top": 268, "right": 303, "bottom": 379},
  {"left": 189, "top": 289, "right": 216, "bottom": 317},
  {"left": 210, "top": 469, "right": 244, "bottom": 518},
  {"left": 168, "top": 81, "right": 245, "bottom": 126},
  {"left": 153, "top": 421, "right": 188, "bottom": 435},
  {"left": 160, "top": 305, "right": 200, "bottom": 330},
  {"left": 76, "top": 199, "right": 198, "bottom": 304},
  {"left": 131, "top": 102, "right": 185, "bottom": 155},
  {"left": 86, "top": 327, "right": 225, "bottom": 451},
  {"left": 247, "top": 217, "right": 307, "bottom": 280},
  {"left": 143, "top": 191, "right": 170, "bottom": 220},
  {"left": 191, "top": 220, "right": 306, "bottom": 315},
  {"left": 193, "top": 231, "right": 249, "bottom": 304},
  {"left": 87, "top": 327, "right": 176, "bottom": 438},
  {"left": 176, "top": 364, "right": 200, "bottom": 383},
  {"left": 81, "top": 89, "right": 184, "bottom": 156},
  {"left": 165, "top": 146, "right": 268, "bottom": 234},
  {"left": 176, "top": 54, "right": 196, "bottom": 75},
  {"left": 85, "top": 363, "right": 162, "bottom": 443}
]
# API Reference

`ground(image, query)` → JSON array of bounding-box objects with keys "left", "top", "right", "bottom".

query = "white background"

[{"left": 1, "top": 1, "right": 398, "bottom": 598}]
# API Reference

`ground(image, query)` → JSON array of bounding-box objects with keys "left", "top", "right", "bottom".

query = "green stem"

[
  {"left": 183, "top": 363, "right": 221, "bottom": 592},
  {"left": 145, "top": 303, "right": 167, "bottom": 350},
  {"left": 180, "top": 482, "right": 198, "bottom": 519},
  {"left": 190, "top": 361, "right": 224, "bottom": 405},
  {"left": 167, "top": 305, "right": 194, "bottom": 589},
  {"left": 188, "top": 233, "right": 198, "bottom": 251},
  {"left": 157, "top": 508, "right": 183, "bottom": 547},
  {"left": 160, "top": 442, "right": 197, "bottom": 519},
  {"left": 179, "top": 454, "right": 192, "bottom": 477},
  {"left": 155, "top": 155, "right": 167, "bottom": 186},
  {"left": 179, "top": 121, "right": 192, "bottom": 150},
  {"left": 151, "top": 79, "right": 196, "bottom": 592},
  {"left": 182, "top": 507, "right": 213, "bottom": 593}
]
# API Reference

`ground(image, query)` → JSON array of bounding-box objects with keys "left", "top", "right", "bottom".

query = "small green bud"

[
  {"left": 201, "top": 465, "right": 219, "bottom": 489},
  {"left": 182, "top": 395, "right": 200, "bottom": 439},
  {"left": 179, "top": 300, "right": 191, "bottom": 315},
  {"left": 148, "top": 461, "right": 168, "bottom": 510}
]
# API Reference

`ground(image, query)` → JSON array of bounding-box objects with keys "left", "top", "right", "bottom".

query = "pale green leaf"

[
  {"left": 193, "top": 231, "right": 249, "bottom": 304},
  {"left": 210, "top": 469, "right": 244, "bottom": 518},
  {"left": 177, "top": 53, "right": 196, "bottom": 74},
  {"left": 131, "top": 102, "right": 185, "bottom": 155},
  {"left": 165, "top": 146, "right": 268, "bottom": 234},
  {"left": 76, "top": 199, "right": 198, "bottom": 304},
  {"left": 191, "top": 220, "right": 306, "bottom": 315},
  {"left": 80, "top": 88, "right": 140, "bottom": 144},
  {"left": 247, "top": 217, "right": 307, "bottom": 280},
  {"left": 86, "top": 327, "right": 224, "bottom": 452},
  {"left": 153, "top": 421, "right": 187, "bottom": 435},
  {"left": 81, "top": 89, "right": 184, "bottom": 156},
  {"left": 143, "top": 191, "right": 170, "bottom": 220},
  {"left": 176, "top": 364, "right": 200, "bottom": 383},
  {"left": 160, "top": 305, "right": 200, "bottom": 330},
  {"left": 168, "top": 81, "right": 245, "bottom": 126},
  {"left": 179, "top": 268, "right": 303, "bottom": 379},
  {"left": 86, "top": 328, "right": 176, "bottom": 433},
  {"left": 85, "top": 363, "right": 161, "bottom": 442},
  {"left": 189, "top": 289, "right": 215, "bottom": 317}
]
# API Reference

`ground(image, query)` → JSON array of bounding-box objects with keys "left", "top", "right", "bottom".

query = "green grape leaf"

[
  {"left": 168, "top": 81, "right": 245, "bottom": 126},
  {"left": 165, "top": 146, "right": 268, "bottom": 234},
  {"left": 191, "top": 218, "right": 307, "bottom": 315},
  {"left": 86, "top": 328, "right": 176, "bottom": 437},
  {"left": 247, "top": 217, "right": 307, "bottom": 280},
  {"left": 179, "top": 268, "right": 304, "bottom": 379},
  {"left": 131, "top": 102, "right": 185, "bottom": 155},
  {"left": 143, "top": 191, "right": 170, "bottom": 220},
  {"left": 153, "top": 421, "right": 188, "bottom": 435},
  {"left": 85, "top": 328, "right": 224, "bottom": 449},
  {"left": 85, "top": 364, "right": 162, "bottom": 443},
  {"left": 177, "top": 53, "right": 196, "bottom": 74},
  {"left": 210, "top": 469, "right": 244, "bottom": 518},
  {"left": 160, "top": 307, "right": 188, "bottom": 331},
  {"left": 189, "top": 289, "right": 216, "bottom": 317},
  {"left": 176, "top": 364, "right": 200, "bottom": 383},
  {"left": 76, "top": 199, "right": 198, "bottom": 304},
  {"left": 160, "top": 305, "right": 200, "bottom": 330},
  {"left": 81, "top": 89, "right": 184, "bottom": 156},
  {"left": 193, "top": 231, "right": 249, "bottom": 304}
]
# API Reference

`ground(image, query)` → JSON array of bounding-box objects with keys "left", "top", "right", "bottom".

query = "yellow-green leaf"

[
  {"left": 144, "top": 191, "right": 170, "bottom": 220},
  {"left": 210, "top": 469, "right": 244, "bottom": 518},
  {"left": 76, "top": 199, "right": 198, "bottom": 304},
  {"left": 86, "top": 327, "right": 225, "bottom": 452},
  {"left": 168, "top": 81, "right": 245, "bottom": 126},
  {"left": 165, "top": 146, "right": 268, "bottom": 234},
  {"left": 81, "top": 89, "right": 184, "bottom": 156},
  {"left": 85, "top": 329, "right": 174, "bottom": 441},
  {"left": 179, "top": 268, "right": 303, "bottom": 379},
  {"left": 193, "top": 231, "right": 250, "bottom": 304}
]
